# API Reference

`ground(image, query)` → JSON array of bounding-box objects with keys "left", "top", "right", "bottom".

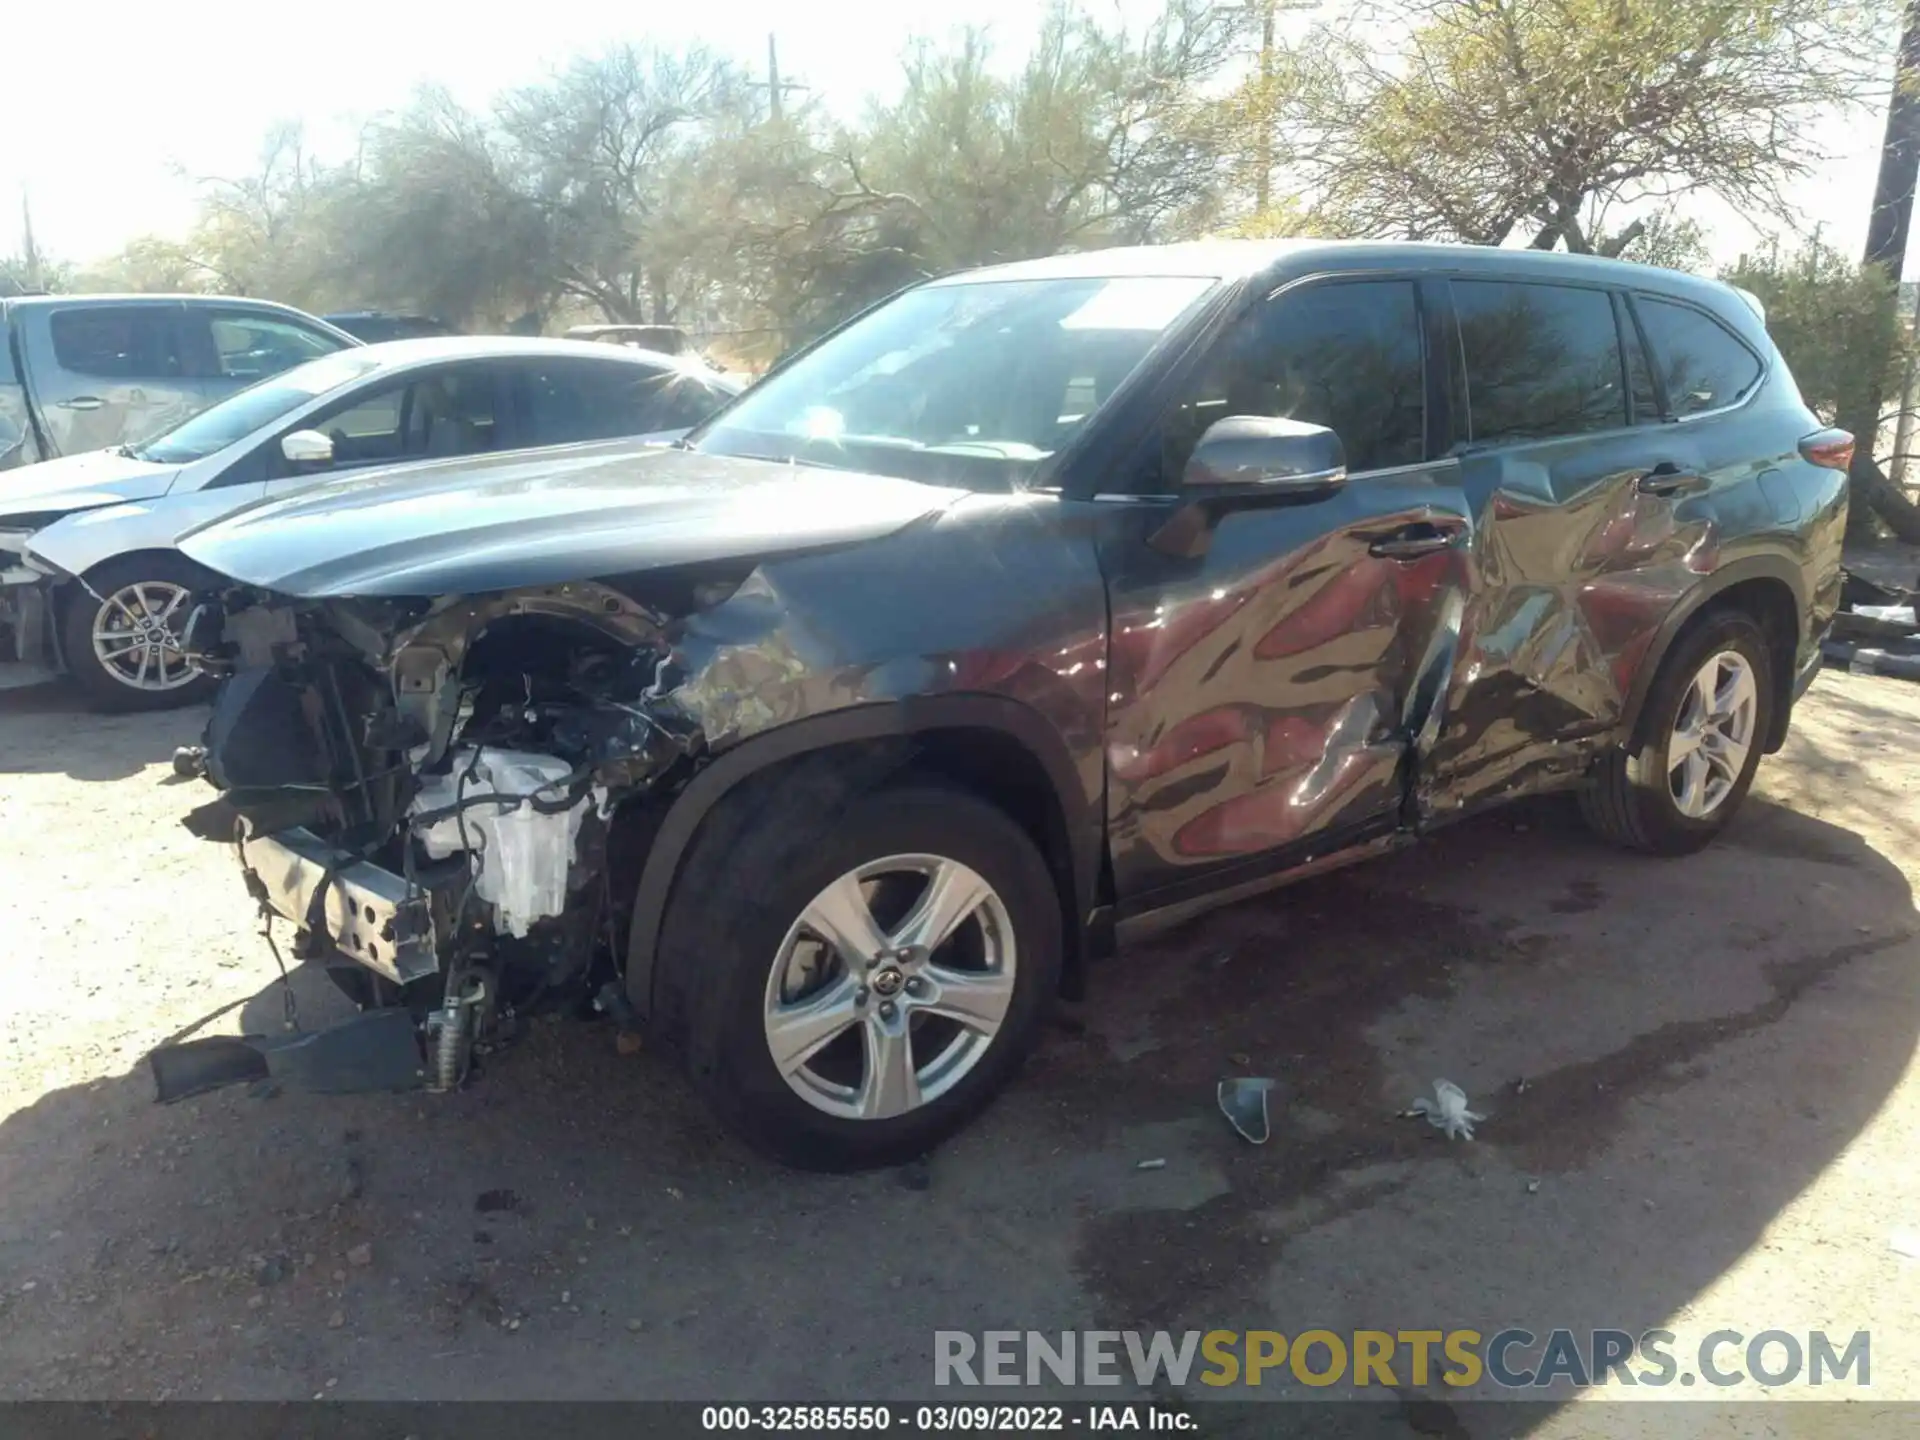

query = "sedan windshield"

[
  {"left": 133, "top": 352, "right": 384, "bottom": 464},
  {"left": 694, "top": 275, "right": 1217, "bottom": 488}
]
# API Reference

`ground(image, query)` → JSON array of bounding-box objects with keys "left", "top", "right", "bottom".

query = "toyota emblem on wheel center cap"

[{"left": 870, "top": 966, "right": 905, "bottom": 998}]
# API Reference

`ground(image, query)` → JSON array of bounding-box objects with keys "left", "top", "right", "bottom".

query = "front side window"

[
  {"left": 1453, "top": 281, "right": 1625, "bottom": 445},
  {"left": 520, "top": 359, "right": 727, "bottom": 445},
  {"left": 133, "top": 351, "right": 382, "bottom": 464},
  {"left": 204, "top": 312, "right": 343, "bottom": 380},
  {"left": 1160, "top": 279, "right": 1427, "bottom": 482},
  {"left": 695, "top": 274, "right": 1218, "bottom": 489},
  {"left": 1634, "top": 296, "right": 1764, "bottom": 417},
  {"left": 49, "top": 307, "right": 183, "bottom": 380},
  {"left": 262, "top": 364, "right": 501, "bottom": 477}
]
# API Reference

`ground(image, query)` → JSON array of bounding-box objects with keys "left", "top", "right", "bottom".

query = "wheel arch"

[
  {"left": 1618, "top": 555, "right": 1805, "bottom": 757},
  {"left": 623, "top": 695, "right": 1103, "bottom": 1019}
]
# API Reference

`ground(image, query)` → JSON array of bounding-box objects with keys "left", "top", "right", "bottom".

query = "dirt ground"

[{"left": 2, "top": 668, "right": 1919, "bottom": 1426}]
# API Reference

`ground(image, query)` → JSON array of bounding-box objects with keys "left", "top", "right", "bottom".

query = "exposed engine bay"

[{"left": 177, "top": 573, "right": 752, "bottom": 1090}]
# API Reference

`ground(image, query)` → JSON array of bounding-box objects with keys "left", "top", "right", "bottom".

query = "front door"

[{"left": 1098, "top": 275, "right": 1472, "bottom": 913}]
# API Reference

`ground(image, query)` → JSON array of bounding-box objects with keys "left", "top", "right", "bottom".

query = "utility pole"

[
  {"left": 1840, "top": 0, "right": 1920, "bottom": 541},
  {"left": 20, "top": 188, "right": 43, "bottom": 292},
  {"left": 1255, "top": 0, "right": 1276, "bottom": 213},
  {"left": 1223, "top": 0, "right": 1315, "bottom": 218},
  {"left": 1865, "top": 0, "right": 1920, "bottom": 275},
  {"left": 753, "top": 34, "right": 808, "bottom": 124}
]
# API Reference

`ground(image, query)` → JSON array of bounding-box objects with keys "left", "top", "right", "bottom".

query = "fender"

[
  {"left": 1616, "top": 552, "right": 1807, "bottom": 755},
  {"left": 623, "top": 693, "right": 1102, "bottom": 1017}
]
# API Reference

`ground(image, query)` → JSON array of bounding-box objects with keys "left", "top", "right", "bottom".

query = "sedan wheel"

[
  {"left": 764, "top": 854, "right": 1017, "bottom": 1122},
  {"left": 60, "top": 555, "right": 220, "bottom": 712},
  {"left": 90, "top": 580, "right": 198, "bottom": 695}
]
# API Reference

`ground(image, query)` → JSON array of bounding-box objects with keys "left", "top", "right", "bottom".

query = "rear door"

[
  {"left": 1098, "top": 275, "right": 1474, "bottom": 910},
  {"left": 19, "top": 300, "right": 192, "bottom": 455},
  {"left": 1409, "top": 275, "right": 1711, "bottom": 819}
]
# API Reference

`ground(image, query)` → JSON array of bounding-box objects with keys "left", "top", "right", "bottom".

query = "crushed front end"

[{"left": 170, "top": 578, "right": 708, "bottom": 1093}]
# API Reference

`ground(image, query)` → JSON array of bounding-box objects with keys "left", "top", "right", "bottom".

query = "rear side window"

[
  {"left": 519, "top": 359, "right": 728, "bottom": 445},
  {"left": 203, "top": 312, "right": 342, "bottom": 380},
  {"left": 1634, "top": 296, "right": 1764, "bottom": 417},
  {"left": 49, "top": 307, "right": 184, "bottom": 380},
  {"left": 1452, "top": 281, "right": 1625, "bottom": 445}
]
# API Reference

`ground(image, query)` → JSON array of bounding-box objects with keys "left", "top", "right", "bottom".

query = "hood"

[
  {"left": 177, "top": 443, "right": 964, "bottom": 598},
  {"left": 0, "top": 448, "right": 180, "bottom": 525}
]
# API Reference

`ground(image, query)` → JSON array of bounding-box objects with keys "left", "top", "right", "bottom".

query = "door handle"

[
  {"left": 1636, "top": 462, "right": 1708, "bottom": 498},
  {"left": 56, "top": 396, "right": 105, "bottom": 411},
  {"left": 1367, "top": 519, "right": 1467, "bottom": 560}
]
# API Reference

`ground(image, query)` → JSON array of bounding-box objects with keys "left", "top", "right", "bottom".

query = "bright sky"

[{"left": 0, "top": 0, "right": 1903, "bottom": 275}]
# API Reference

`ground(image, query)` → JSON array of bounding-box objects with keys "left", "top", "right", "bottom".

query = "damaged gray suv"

[{"left": 152, "top": 240, "right": 1850, "bottom": 1169}]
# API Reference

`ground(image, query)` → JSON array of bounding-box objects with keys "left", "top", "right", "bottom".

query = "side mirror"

[
  {"left": 1182, "top": 415, "right": 1347, "bottom": 502},
  {"left": 280, "top": 429, "right": 334, "bottom": 467}
]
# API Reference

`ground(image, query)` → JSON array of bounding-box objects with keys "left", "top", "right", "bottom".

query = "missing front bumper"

[
  {"left": 150, "top": 1007, "right": 424, "bottom": 1101},
  {"left": 238, "top": 825, "right": 448, "bottom": 985}
]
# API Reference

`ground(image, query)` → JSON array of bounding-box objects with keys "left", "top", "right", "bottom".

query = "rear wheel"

[
  {"left": 60, "top": 555, "right": 218, "bottom": 713},
  {"left": 1580, "top": 609, "right": 1773, "bottom": 855},
  {"left": 654, "top": 768, "right": 1062, "bottom": 1170}
]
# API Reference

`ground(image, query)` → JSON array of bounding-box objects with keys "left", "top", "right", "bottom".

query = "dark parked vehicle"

[
  {"left": 154, "top": 240, "right": 1848, "bottom": 1169},
  {"left": 323, "top": 311, "right": 462, "bottom": 344}
]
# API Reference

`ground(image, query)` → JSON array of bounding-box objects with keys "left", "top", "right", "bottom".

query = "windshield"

[
  {"left": 133, "top": 352, "right": 384, "bottom": 464},
  {"left": 694, "top": 274, "right": 1217, "bottom": 487}
]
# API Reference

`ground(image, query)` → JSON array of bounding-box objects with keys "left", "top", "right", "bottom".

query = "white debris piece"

[
  {"left": 410, "top": 748, "right": 605, "bottom": 938},
  {"left": 1407, "top": 1079, "right": 1485, "bottom": 1141}
]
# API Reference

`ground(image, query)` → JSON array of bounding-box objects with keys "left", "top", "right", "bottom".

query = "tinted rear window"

[
  {"left": 1452, "top": 280, "right": 1625, "bottom": 445},
  {"left": 521, "top": 359, "right": 728, "bottom": 444},
  {"left": 49, "top": 307, "right": 184, "bottom": 380},
  {"left": 1634, "top": 296, "right": 1764, "bottom": 417}
]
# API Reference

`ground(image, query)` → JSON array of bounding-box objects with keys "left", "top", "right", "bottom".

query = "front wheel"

[
  {"left": 655, "top": 770, "right": 1062, "bottom": 1170},
  {"left": 1580, "top": 609, "right": 1773, "bottom": 855},
  {"left": 60, "top": 555, "right": 218, "bottom": 713}
]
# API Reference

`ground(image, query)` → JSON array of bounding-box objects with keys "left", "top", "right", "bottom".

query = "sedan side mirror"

[
  {"left": 1182, "top": 415, "right": 1347, "bottom": 502},
  {"left": 281, "top": 429, "right": 334, "bottom": 467}
]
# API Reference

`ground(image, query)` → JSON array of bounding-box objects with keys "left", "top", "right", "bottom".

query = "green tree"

[
  {"left": 1724, "top": 240, "right": 1908, "bottom": 426},
  {"left": 1291, "top": 0, "right": 1892, "bottom": 254}
]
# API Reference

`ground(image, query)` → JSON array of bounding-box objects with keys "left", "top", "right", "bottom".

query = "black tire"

[
  {"left": 1579, "top": 608, "right": 1774, "bottom": 855},
  {"left": 653, "top": 761, "right": 1063, "bottom": 1171},
  {"left": 60, "top": 554, "right": 218, "bottom": 713}
]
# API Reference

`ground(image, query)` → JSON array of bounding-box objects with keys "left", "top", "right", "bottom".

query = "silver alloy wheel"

[
  {"left": 90, "top": 581, "right": 198, "bottom": 693},
  {"left": 763, "top": 853, "right": 1017, "bottom": 1122},
  {"left": 1668, "top": 650, "right": 1759, "bottom": 819}
]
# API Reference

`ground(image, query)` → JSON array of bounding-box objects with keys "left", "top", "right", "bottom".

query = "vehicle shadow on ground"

[
  {"left": 0, "top": 680, "right": 204, "bottom": 782},
  {"left": 0, "top": 795, "right": 1914, "bottom": 1418}
]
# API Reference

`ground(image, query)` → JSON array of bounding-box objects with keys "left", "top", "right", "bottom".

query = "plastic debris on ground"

[
  {"left": 1827, "top": 566, "right": 1920, "bottom": 681},
  {"left": 1217, "top": 1078, "right": 1277, "bottom": 1144},
  {"left": 1405, "top": 1079, "right": 1486, "bottom": 1141},
  {"left": 1892, "top": 1229, "right": 1920, "bottom": 1260},
  {"left": 1136, "top": 1158, "right": 1167, "bottom": 1171}
]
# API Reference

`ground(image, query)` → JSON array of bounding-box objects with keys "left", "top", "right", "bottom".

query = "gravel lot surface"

[{"left": 2, "top": 669, "right": 1917, "bottom": 1429}]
